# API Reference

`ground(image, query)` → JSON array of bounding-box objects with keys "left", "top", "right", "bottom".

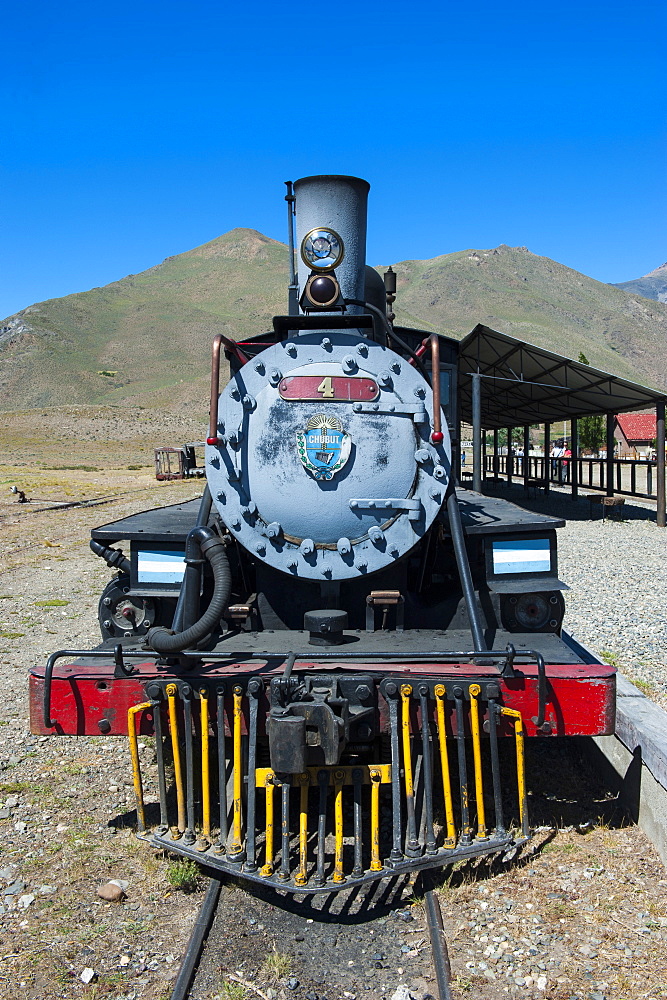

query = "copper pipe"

[
  {"left": 207, "top": 335, "right": 250, "bottom": 445},
  {"left": 208, "top": 335, "right": 223, "bottom": 445},
  {"left": 429, "top": 334, "right": 443, "bottom": 444}
]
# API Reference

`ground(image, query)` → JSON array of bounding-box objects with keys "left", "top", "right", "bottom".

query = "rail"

[{"left": 170, "top": 871, "right": 454, "bottom": 1000}]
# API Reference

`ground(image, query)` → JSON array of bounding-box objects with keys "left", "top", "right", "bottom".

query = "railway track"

[
  {"left": 154, "top": 735, "right": 644, "bottom": 1000},
  {"left": 170, "top": 869, "right": 453, "bottom": 1000}
]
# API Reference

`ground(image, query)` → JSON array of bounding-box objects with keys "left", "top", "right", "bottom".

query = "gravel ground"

[
  {"left": 483, "top": 482, "right": 667, "bottom": 708},
  {"left": 0, "top": 460, "right": 666, "bottom": 999}
]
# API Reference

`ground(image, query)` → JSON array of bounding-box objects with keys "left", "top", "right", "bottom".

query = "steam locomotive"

[{"left": 30, "top": 176, "right": 615, "bottom": 892}]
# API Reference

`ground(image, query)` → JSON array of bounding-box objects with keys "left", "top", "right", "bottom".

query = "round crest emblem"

[{"left": 296, "top": 414, "right": 351, "bottom": 481}]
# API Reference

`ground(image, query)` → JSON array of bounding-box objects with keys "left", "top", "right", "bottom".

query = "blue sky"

[{"left": 1, "top": 0, "right": 665, "bottom": 319}]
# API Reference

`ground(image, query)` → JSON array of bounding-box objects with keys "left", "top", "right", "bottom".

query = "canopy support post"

[
  {"left": 606, "top": 413, "right": 615, "bottom": 497},
  {"left": 482, "top": 424, "right": 487, "bottom": 482},
  {"left": 472, "top": 372, "right": 482, "bottom": 493},
  {"left": 523, "top": 425, "right": 530, "bottom": 492},
  {"left": 571, "top": 418, "right": 579, "bottom": 500},
  {"left": 506, "top": 427, "right": 513, "bottom": 485},
  {"left": 544, "top": 423, "right": 551, "bottom": 494},
  {"left": 657, "top": 401, "right": 665, "bottom": 528}
]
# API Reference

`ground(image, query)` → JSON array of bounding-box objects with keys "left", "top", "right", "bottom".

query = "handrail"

[
  {"left": 429, "top": 334, "right": 443, "bottom": 444},
  {"left": 40, "top": 644, "right": 549, "bottom": 730},
  {"left": 207, "top": 335, "right": 250, "bottom": 445}
]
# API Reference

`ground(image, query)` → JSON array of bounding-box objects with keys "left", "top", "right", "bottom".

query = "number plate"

[{"left": 279, "top": 376, "right": 379, "bottom": 401}]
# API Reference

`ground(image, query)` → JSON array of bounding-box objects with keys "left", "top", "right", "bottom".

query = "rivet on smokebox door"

[
  {"left": 269, "top": 369, "right": 282, "bottom": 386},
  {"left": 368, "top": 526, "right": 384, "bottom": 545},
  {"left": 337, "top": 537, "right": 351, "bottom": 555},
  {"left": 299, "top": 538, "right": 315, "bottom": 555}
]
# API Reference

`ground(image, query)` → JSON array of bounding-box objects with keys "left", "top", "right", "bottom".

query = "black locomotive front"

[{"left": 30, "top": 175, "right": 615, "bottom": 892}]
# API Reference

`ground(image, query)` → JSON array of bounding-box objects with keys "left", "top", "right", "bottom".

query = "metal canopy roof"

[{"left": 456, "top": 324, "right": 667, "bottom": 430}]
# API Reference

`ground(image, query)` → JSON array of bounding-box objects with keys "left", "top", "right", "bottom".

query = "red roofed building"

[{"left": 615, "top": 412, "right": 657, "bottom": 457}]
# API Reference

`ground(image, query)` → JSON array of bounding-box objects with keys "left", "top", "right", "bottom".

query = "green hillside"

[
  {"left": 2, "top": 232, "right": 667, "bottom": 415},
  {"left": 388, "top": 245, "right": 667, "bottom": 388},
  {"left": 0, "top": 229, "right": 289, "bottom": 412}
]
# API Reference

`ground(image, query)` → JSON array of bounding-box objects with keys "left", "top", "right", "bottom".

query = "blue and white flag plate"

[
  {"left": 492, "top": 538, "right": 551, "bottom": 575},
  {"left": 137, "top": 549, "right": 186, "bottom": 584}
]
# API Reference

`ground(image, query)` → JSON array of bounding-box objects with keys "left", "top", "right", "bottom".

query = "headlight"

[
  {"left": 304, "top": 273, "right": 340, "bottom": 308},
  {"left": 500, "top": 591, "right": 564, "bottom": 632},
  {"left": 301, "top": 228, "right": 344, "bottom": 271}
]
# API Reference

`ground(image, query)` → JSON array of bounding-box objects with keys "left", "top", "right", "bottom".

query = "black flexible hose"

[
  {"left": 172, "top": 487, "right": 213, "bottom": 632},
  {"left": 89, "top": 539, "right": 131, "bottom": 576},
  {"left": 147, "top": 526, "right": 231, "bottom": 654}
]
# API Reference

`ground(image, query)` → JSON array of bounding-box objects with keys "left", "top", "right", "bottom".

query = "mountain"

[
  {"left": 388, "top": 245, "right": 667, "bottom": 388},
  {"left": 613, "top": 262, "right": 667, "bottom": 303},
  {"left": 2, "top": 233, "right": 667, "bottom": 414},
  {"left": 0, "top": 229, "right": 288, "bottom": 412}
]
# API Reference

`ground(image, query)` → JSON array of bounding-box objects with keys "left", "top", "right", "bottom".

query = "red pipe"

[
  {"left": 406, "top": 336, "right": 443, "bottom": 442},
  {"left": 407, "top": 338, "right": 430, "bottom": 366}
]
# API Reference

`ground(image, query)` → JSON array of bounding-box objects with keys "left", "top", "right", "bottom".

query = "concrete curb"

[{"left": 590, "top": 673, "right": 667, "bottom": 865}]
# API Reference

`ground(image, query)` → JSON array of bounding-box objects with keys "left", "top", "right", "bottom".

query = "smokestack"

[{"left": 293, "top": 175, "right": 370, "bottom": 313}]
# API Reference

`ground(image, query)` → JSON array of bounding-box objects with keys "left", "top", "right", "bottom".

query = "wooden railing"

[{"left": 480, "top": 454, "right": 658, "bottom": 500}]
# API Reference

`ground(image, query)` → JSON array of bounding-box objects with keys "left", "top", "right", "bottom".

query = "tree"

[
  {"left": 485, "top": 429, "right": 508, "bottom": 448},
  {"left": 579, "top": 414, "right": 605, "bottom": 453}
]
